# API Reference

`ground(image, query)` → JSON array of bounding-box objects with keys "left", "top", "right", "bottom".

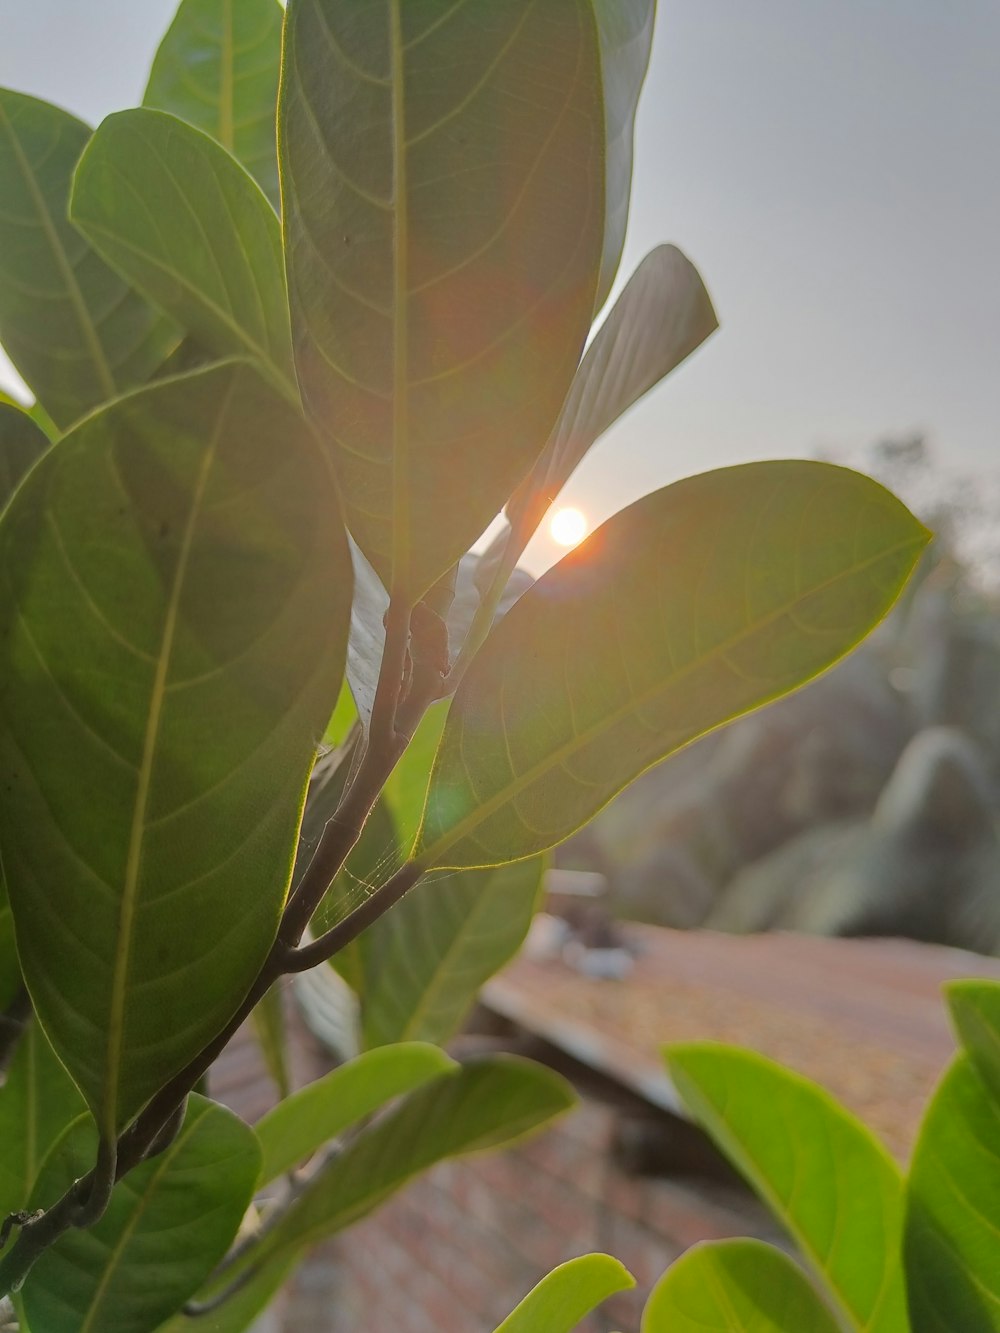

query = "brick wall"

[{"left": 283, "top": 1097, "right": 777, "bottom": 1333}]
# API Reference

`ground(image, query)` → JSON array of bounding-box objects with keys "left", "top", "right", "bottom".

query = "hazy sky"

[{"left": 1, "top": 1, "right": 997, "bottom": 565}]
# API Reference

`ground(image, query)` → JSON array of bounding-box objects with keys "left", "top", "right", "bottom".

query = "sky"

[{"left": 1, "top": 1, "right": 998, "bottom": 568}]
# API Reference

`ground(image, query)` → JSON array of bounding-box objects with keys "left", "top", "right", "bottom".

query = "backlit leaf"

[
  {"left": 22, "top": 1096, "right": 260, "bottom": 1333},
  {"left": 0, "top": 401, "right": 48, "bottom": 511},
  {"left": 362, "top": 857, "right": 545, "bottom": 1049},
  {"left": 493, "top": 1253, "right": 634, "bottom": 1333},
  {"left": 72, "top": 109, "right": 295, "bottom": 398},
  {"left": 0, "top": 90, "right": 177, "bottom": 428},
  {"left": 255, "top": 1041, "right": 455, "bottom": 1185},
  {"left": 905, "top": 1055, "right": 1000, "bottom": 1333},
  {"left": 667, "top": 1044, "right": 908, "bottom": 1333},
  {"left": 591, "top": 0, "right": 657, "bottom": 311},
  {"left": 946, "top": 979, "right": 1000, "bottom": 1105},
  {"left": 144, "top": 0, "right": 284, "bottom": 209},
  {"left": 505, "top": 246, "right": 718, "bottom": 551},
  {"left": 418, "top": 462, "right": 928, "bottom": 868},
  {"left": 279, "top": 0, "right": 606, "bottom": 598},
  {"left": 255, "top": 1056, "right": 574, "bottom": 1261},
  {"left": 0, "top": 363, "right": 351, "bottom": 1134},
  {"left": 642, "top": 1240, "right": 842, "bottom": 1333}
]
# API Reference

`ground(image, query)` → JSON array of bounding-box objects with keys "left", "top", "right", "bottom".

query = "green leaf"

[
  {"left": 667, "top": 1044, "right": 909, "bottom": 1333},
  {"left": 591, "top": 0, "right": 657, "bottom": 311},
  {"left": 0, "top": 1020, "right": 86, "bottom": 1219},
  {"left": 493, "top": 1253, "right": 634, "bottom": 1333},
  {"left": 144, "top": 0, "right": 284, "bottom": 209},
  {"left": 255, "top": 1041, "right": 455, "bottom": 1185},
  {"left": 22, "top": 1096, "right": 261, "bottom": 1333},
  {"left": 946, "top": 980, "right": 1000, "bottom": 1104},
  {"left": 0, "top": 362, "right": 351, "bottom": 1134},
  {"left": 72, "top": 109, "right": 296, "bottom": 398},
  {"left": 154, "top": 1252, "right": 298, "bottom": 1333},
  {"left": 0, "top": 90, "right": 178, "bottom": 429},
  {"left": 279, "top": 0, "right": 607, "bottom": 599},
  {"left": 384, "top": 700, "right": 450, "bottom": 854},
  {"left": 905, "top": 1055, "right": 1000, "bottom": 1333},
  {"left": 418, "top": 461, "right": 929, "bottom": 868},
  {"left": 256, "top": 1055, "right": 574, "bottom": 1261},
  {"left": 0, "top": 400, "right": 48, "bottom": 511},
  {"left": 0, "top": 886, "right": 19, "bottom": 1009},
  {"left": 362, "top": 857, "right": 546, "bottom": 1049},
  {"left": 251, "top": 984, "right": 291, "bottom": 1101},
  {"left": 642, "top": 1239, "right": 843, "bottom": 1333},
  {"left": 505, "top": 246, "right": 718, "bottom": 550}
]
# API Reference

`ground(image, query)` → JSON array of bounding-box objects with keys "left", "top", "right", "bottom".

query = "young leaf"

[
  {"left": 642, "top": 1239, "right": 843, "bottom": 1333},
  {"left": 279, "top": 0, "right": 606, "bottom": 599},
  {"left": 384, "top": 701, "right": 450, "bottom": 853},
  {"left": 254, "top": 1056, "right": 574, "bottom": 1262},
  {"left": 0, "top": 90, "right": 177, "bottom": 429},
  {"left": 905, "top": 1055, "right": 1000, "bottom": 1333},
  {"left": 346, "top": 548, "right": 531, "bottom": 734},
  {"left": 418, "top": 461, "right": 929, "bottom": 868},
  {"left": 144, "top": 0, "right": 284, "bottom": 209},
  {"left": 22, "top": 1096, "right": 261, "bottom": 1333},
  {"left": 493, "top": 1253, "right": 634, "bottom": 1333},
  {"left": 361, "top": 858, "right": 546, "bottom": 1050},
  {"left": 505, "top": 246, "right": 718, "bottom": 551},
  {"left": 255, "top": 1041, "right": 455, "bottom": 1185},
  {"left": 344, "top": 539, "right": 392, "bottom": 736},
  {"left": 591, "top": 0, "right": 657, "bottom": 311},
  {"left": 0, "top": 401, "right": 48, "bottom": 511},
  {"left": 0, "top": 363, "right": 351, "bottom": 1135},
  {"left": 72, "top": 109, "right": 296, "bottom": 399},
  {"left": 946, "top": 979, "right": 1000, "bottom": 1104},
  {"left": 667, "top": 1044, "right": 909, "bottom": 1333},
  {"left": 0, "top": 1021, "right": 86, "bottom": 1220}
]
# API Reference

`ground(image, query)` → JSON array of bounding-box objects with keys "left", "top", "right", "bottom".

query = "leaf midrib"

[
  {"left": 79, "top": 1108, "right": 205, "bottom": 1333},
  {"left": 396, "top": 877, "right": 494, "bottom": 1042},
  {"left": 682, "top": 1074, "right": 899, "bottom": 1333},
  {"left": 419, "top": 533, "right": 924, "bottom": 865},
  {"left": 76, "top": 211, "right": 296, "bottom": 406},
  {"left": 103, "top": 375, "right": 235, "bottom": 1136},
  {"left": 0, "top": 102, "right": 116, "bottom": 405},
  {"left": 389, "top": 0, "right": 409, "bottom": 594}
]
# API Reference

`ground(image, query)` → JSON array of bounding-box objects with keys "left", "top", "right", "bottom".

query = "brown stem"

[{"left": 284, "top": 859, "right": 424, "bottom": 973}]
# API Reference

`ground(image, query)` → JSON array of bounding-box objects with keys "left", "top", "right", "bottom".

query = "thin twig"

[{"left": 284, "top": 859, "right": 424, "bottom": 973}]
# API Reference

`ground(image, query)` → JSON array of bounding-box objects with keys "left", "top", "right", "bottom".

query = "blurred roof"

[{"left": 480, "top": 924, "right": 1000, "bottom": 1160}]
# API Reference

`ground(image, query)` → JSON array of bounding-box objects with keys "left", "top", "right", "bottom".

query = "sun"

[{"left": 549, "top": 506, "right": 588, "bottom": 548}]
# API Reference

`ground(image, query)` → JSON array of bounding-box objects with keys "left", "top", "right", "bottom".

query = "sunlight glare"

[{"left": 549, "top": 507, "right": 588, "bottom": 548}]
